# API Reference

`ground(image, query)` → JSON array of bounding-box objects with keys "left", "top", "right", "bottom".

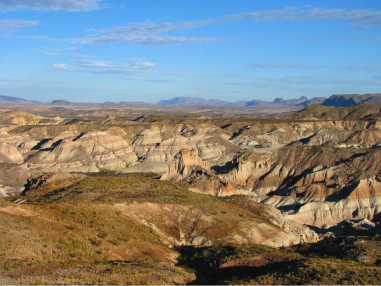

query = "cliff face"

[
  {"left": 163, "top": 146, "right": 381, "bottom": 227},
  {"left": 252, "top": 147, "right": 381, "bottom": 227},
  {"left": 160, "top": 148, "right": 212, "bottom": 182},
  {"left": 25, "top": 131, "right": 138, "bottom": 172}
]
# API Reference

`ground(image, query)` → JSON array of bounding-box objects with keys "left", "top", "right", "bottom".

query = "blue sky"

[{"left": 1, "top": 0, "right": 381, "bottom": 103}]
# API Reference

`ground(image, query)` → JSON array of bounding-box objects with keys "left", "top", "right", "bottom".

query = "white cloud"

[
  {"left": 337, "top": 66, "right": 381, "bottom": 73},
  {"left": 247, "top": 63, "right": 327, "bottom": 69},
  {"left": 121, "top": 77, "right": 174, "bottom": 83},
  {"left": 349, "top": 36, "right": 381, "bottom": 43},
  {"left": 0, "top": 20, "right": 38, "bottom": 31},
  {"left": 124, "top": 62, "right": 158, "bottom": 68},
  {"left": 72, "top": 53, "right": 96, "bottom": 58},
  {"left": 0, "top": 0, "right": 102, "bottom": 11},
  {"left": 52, "top": 63, "right": 67, "bottom": 69},
  {"left": 39, "top": 50, "right": 60, "bottom": 55},
  {"left": 68, "top": 19, "right": 224, "bottom": 46},
  {"left": 73, "top": 60, "right": 111, "bottom": 67},
  {"left": 76, "top": 33, "right": 225, "bottom": 46},
  {"left": 129, "top": 58, "right": 144, "bottom": 62},
  {"left": 51, "top": 59, "right": 159, "bottom": 74},
  {"left": 51, "top": 59, "right": 242, "bottom": 78},
  {"left": 71, "top": 60, "right": 159, "bottom": 69},
  {"left": 225, "top": 7, "right": 381, "bottom": 28},
  {"left": 247, "top": 62, "right": 381, "bottom": 73}
]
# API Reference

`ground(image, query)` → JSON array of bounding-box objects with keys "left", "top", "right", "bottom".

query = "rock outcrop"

[
  {"left": 0, "top": 144, "right": 23, "bottom": 163},
  {"left": 161, "top": 145, "right": 381, "bottom": 229},
  {"left": 22, "top": 172, "right": 86, "bottom": 198},
  {"left": 26, "top": 131, "right": 138, "bottom": 172},
  {"left": 161, "top": 148, "right": 212, "bottom": 181}
]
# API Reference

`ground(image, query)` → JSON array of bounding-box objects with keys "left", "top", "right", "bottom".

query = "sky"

[{"left": 1, "top": 0, "right": 381, "bottom": 103}]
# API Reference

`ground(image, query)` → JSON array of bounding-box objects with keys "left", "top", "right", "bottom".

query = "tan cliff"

[{"left": 160, "top": 145, "right": 381, "bottom": 228}]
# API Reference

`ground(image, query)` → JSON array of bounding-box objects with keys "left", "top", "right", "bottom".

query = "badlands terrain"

[{"left": 1, "top": 98, "right": 381, "bottom": 284}]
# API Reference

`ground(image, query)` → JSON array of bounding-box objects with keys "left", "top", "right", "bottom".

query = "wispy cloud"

[
  {"left": 76, "top": 33, "right": 225, "bottom": 46},
  {"left": 337, "top": 66, "right": 381, "bottom": 73},
  {"left": 247, "top": 63, "right": 327, "bottom": 69},
  {"left": 1, "top": 29, "right": 224, "bottom": 46},
  {"left": 72, "top": 60, "right": 159, "bottom": 69},
  {"left": 39, "top": 50, "right": 60, "bottom": 55},
  {"left": 129, "top": 58, "right": 144, "bottom": 62},
  {"left": 72, "top": 53, "right": 96, "bottom": 58},
  {"left": 97, "top": 20, "right": 213, "bottom": 35},
  {"left": 51, "top": 59, "right": 159, "bottom": 75},
  {"left": 69, "top": 19, "right": 225, "bottom": 46},
  {"left": 51, "top": 59, "right": 244, "bottom": 78},
  {"left": 52, "top": 63, "right": 68, "bottom": 69},
  {"left": 225, "top": 7, "right": 381, "bottom": 28},
  {"left": 5, "top": 7, "right": 381, "bottom": 47},
  {"left": 0, "top": 20, "right": 38, "bottom": 31},
  {"left": 247, "top": 62, "right": 381, "bottom": 73},
  {"left": 348, "top": 36, "right": 381, "bottom": 43},
  {"left": 121, "top": 77, "right": 175, "bottom": 83},
  {"left": 0, "top": 0, "right": 102, "bottom": 12},
  {"left": 227, "top": 76, "right": 381, "bottom": 87},
  {"left": 0, "top": 34, "right": 66, "bottom": 42}
]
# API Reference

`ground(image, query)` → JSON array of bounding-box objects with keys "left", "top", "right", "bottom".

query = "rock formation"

[
  {"left": 0, "top": 107, "right": 381, "bottom": 233},
  {"left": 161, "top": 148, "right": 212, "bottom": 181},
  {"left": 25, "top": 131, "right": 138, "bottom": 172},
  {"left": 0, "top": 144, "right": 24, "bottom": 163},
  {"left": 0, "top": 164, "right": 30, "bottom": 197}
]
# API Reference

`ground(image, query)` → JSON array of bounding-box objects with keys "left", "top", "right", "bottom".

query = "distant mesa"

[
  {"left": 246, "top": 96, "right": 323, "bottom": 107},
  {"left": 157, "top": 97, "right": 230, "bottom": 106},
  {"left": 322, "top": 93, "right": 381, "bottom": 107},
  {"left": 0, "top": 95, "right": 41, "bottom": 105},
  {"left": 51, "top": 99, "right": 71, "bottom": 106}
]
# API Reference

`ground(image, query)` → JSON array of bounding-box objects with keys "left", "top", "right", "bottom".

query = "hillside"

[
  {"left": 282, "top": 104, "right": 381, "bottom": 121},
  {"left": 1, "top": 173, "right": 381, "bottom": 284}
]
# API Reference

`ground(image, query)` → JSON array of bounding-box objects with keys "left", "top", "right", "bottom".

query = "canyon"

[
  {"left": 1, "top": 104, "right": 381, "bottom": 230},
  {"left": 1, "top": 102, "right": 381, "bottom": 284}
]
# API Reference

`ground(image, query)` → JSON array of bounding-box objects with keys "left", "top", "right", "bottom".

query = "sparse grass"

[
  {"left": 176, "top": 242, "right": 381, "bottom": 285},
  {"left": 3, "top": 173, "right": 381, "bottom": 284}
]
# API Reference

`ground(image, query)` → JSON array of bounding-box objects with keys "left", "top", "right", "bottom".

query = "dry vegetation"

[
  {"left": 0, "top": 174, "right": 274, "bottom": 284},
  {"left": 1, "top": 174, "right": 381, "bottom": 284},
  {"left": 177, "top": 238, "right": 381, "bottom": 285}
]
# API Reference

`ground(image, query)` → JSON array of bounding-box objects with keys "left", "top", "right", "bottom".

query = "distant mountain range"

[
  {"left": 157, "top": 96, "right": 327, "bottom": 108},
  {"left": 245, "top": 96, "right": 326, "bottom": 108},
  {"left": 321, "top": 94, "right": 381, "bottom": 107},
  {"left": 1, "top": 93, "right": 381, "bottom": 109},
  {"left": 157, "top": 97, "right": 231, "bottom": 106},
  {"left": 0, "top": 95, "right": 41, "bottom": 105}
]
